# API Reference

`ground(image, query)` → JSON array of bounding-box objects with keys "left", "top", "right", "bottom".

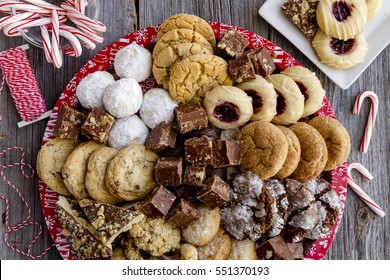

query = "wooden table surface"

[{"left": 0, "top": 0, "right": 389, "bottom": 260}]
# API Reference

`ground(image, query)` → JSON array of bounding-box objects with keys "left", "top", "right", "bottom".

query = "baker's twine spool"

[
  {"left": 347, "top": 162, "right": 385, "bottom": 218},
  {"left": 0, "top": 0, "right": 106, "bottom": 68},
  {"left": 0, "top": 146, "right": 56, "bottom": 259}
]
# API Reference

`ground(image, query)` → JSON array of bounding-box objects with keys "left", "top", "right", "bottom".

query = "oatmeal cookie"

[
  {"left": 128, "top": 215, "right": 181, "bottom": 257},
  {"left": 153, "top": 28, "right": 213, "bottom": 59},
  {"left": 157, "top": 13, "right": 216, "bottom": 47},
  {"left": 105, "top": 144, "right": 158, "bottom": 201},
  {"left": 169, "top": 54, "right": 232, "bottom": 104},
  {"left": 274, "top": 126, "right": 301, "bottom": 179},
  {"left": 153, "top": 43, "right": 213, "bottom": 89},
  {"left": 289, "top": 122, "right": 328, "bottom": 181},
  {"left": 235, "top": 121, "right": 288, "bottom": 180},
  {"left": 85, "top": 147, "right": 122, "bottom": 205},
  {"left": 62, "top": 141, "right": 106, "bottom": 199},
  {"left": 36, "top": 138, "right": 81, "bottom": 196},
  {"left": 182, "top": 204, "right": 221, "bottom": 246},
  {"left": 197, "top": 228, "right": 232, "bottom": 260},
  {"left": 308, "top": 116, "right": 350, "bottom": 171}
]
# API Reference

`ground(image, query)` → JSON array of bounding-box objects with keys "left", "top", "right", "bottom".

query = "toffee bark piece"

[
  {"left": 184, "top": 136, "right": 213, "bottom": 165},
  {"left": 212, "top": 139, "right": 241, "bottom": 168},
  {"left": 166, "top": 198, "right": 199, "bottom": 228},
  {"left": 245, "top": 47, "right": 276, "bottom": 78},
  {"left": 154, "top": 157, "right": 183, "bottom": 186},
  {"left": 146, "top": 121, "right": 177, "bottom": 154},
  {"left": 228, "top": 54, "right": 256, "bottom": 83},
  {"left": 79, "top": 198, "right": 144, "bottom": 244},
  {"left": 141, "top": 185, "right": 176, "bottom": 218},
  {"left": 175, "top": 103, "right": 208, "bottom": 134},
  {"left": 217, "top": 27, "right": 249, "bottom": 59},
  {"left": 183, "top": 165, "right": 206, "bottom": 187},
  {"left": 81, "top": 108, "right": 115, "bottom": 144},
  {"left": 256, "top": 236, "right": 295, "bottom": 260},
  {"left": 53, "top": 103, "right": 86, "bottom": 139},
  {"left": 197, "top": 175, "right": 230, "bottom": 209}
]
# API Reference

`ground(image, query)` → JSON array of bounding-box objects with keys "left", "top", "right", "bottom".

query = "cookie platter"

[{"left": 38, "top": 21, "right": 348, "bottom": 260}]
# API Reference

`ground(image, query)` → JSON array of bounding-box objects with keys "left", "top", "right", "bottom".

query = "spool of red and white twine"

[
  {"left": 353, "top": 91, "right": 379, "bottom": 154},
  {"left": 0, "top": 146, "right": 56, "bottom": 259},
  {"left": 347, "top": 162, "right": 385, "bottom": 217},
  {"left": 0, "top": 0, "right": 106, "bottom": 68}
]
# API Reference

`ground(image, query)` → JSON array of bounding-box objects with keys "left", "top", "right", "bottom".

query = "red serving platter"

[{"left": 39, "top": 22, "right": 348, "bottom": 260}]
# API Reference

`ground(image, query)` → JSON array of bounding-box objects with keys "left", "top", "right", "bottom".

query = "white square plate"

[{"left": 259, "top": 0, "right": 390, "bottom": 90}]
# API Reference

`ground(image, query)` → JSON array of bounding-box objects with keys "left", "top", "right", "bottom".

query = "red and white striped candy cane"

[
  {"left": 50, "top": 9, "right": 62, "bottom": 68},
  {"left": 0, "top": 11, "right": 39, "bottom": 29},
  {"left": 0, "top": 0, "right": 63, "bottom": 14},
  {"left": 0, "top": 146, "right": 56, "bottom": 259},
  {"left": 347, "top": 162, "right": 385, "bottom": 217},
  {"left": 59, "top": 23, "right": 95, "bottom": 49},
  {"left": 353, "top": 91, "right": 379, "bottom": 153}
]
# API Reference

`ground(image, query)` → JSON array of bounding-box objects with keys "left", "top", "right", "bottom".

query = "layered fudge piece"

[
  {"left": 255, "top": 236, "right": 295, "bottom": 260},
  {"left": 141, "top": 185, "right": 176, "bottom": 218},
  {"left": 184, "top": 136, "right": 213, "bottom": 165},
  {"left": 154, "top": 157, "right": 183, "bottom": 186},
  {"left": 78, "top": 198, "right": 144, "bottom": 244},
  {"left": 228, "top": 53, "right": 256, "bottom": 83},
  {"left": 183, "top": 165, "right": 206, "bottom": 187},
  {"left": 146, "top": 121, "right": 177, "bottom": 154},
  {"left": 53, "top": 103, "right": 86, "bottom": 139},
  {"left": 217, "top": 27, "right": 249, "bottom": 59},
  {"left": 175, "top": 104, "right": 208, "bottom": 134},
  {"left": 281, "top": 0, "right": 319, "bottom": 41},
  {"left": 212, "top": 139, "right": 241, "bottom": 168},
  {"left": 196, "top": 175, "right": 230, "bottom": 209},
  {"left": 245, "top": 47, "right": 276, "bottom": 78},
  {"left": 81, "top": 108, "right": 115, "bottom": 144},
  {"left": 166, "top": 198, "right": 199, "bottom": 228}
]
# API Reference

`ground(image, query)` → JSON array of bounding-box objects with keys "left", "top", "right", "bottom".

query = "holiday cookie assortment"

[
  {"left": 37, "top": 14, "right": 351, "bottom": 260},
  {"left": 282, "top": 0, "right": 383, "bottom": 69}
]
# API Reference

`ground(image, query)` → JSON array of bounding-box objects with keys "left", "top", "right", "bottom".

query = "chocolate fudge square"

[
  {"left": 212, "top": 139, "right": 241, "bottom": 168},
  {"left": 174, "top": 185, "right": 198, "bottom": 203},
  {"left": 141, "top": 185, "right": 176, "bottom": 218},
  {"left": 246, "top": 47, "right": 276, "bottom": 78},
  {"left": 256, "top": 236, "right": 295, "bottom": 260},
  {"left": 146, "top": 121, "right": 177, "bottom": 154},
  {"left": 183, "top": 165, "right": 206, "bottom": 187},
  {"left": 217, "top": 27, "right": 249, "bottom": 59},
  {"left": 53, "top": 103, "right": 86, "bottom": 139},
  {"left": 175, "top": 104, "right": 208, "bottom": 134},
  {"left": 81, "top": 108, "right": 115, "bottom": 144},
  {"left": 228, "top": 54, "right": 256, "bottom": 83},
  {"left": 196, "top": 175, "right": 230, "bottom": 209},
  {"left": 184, "top": 136, "right": 213, "bottom": 165},
  {"left": 166, "top": 198, "right": 199, "bottom": 228},
  {"left": 154, "top": 157, "right": 183, "bottom": 186}
]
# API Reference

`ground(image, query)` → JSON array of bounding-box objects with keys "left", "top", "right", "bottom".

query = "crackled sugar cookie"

[
  {"left": 281, "top": 66, "right": 325, "bottom": 118},
  {"left": 203, "top": 85, "right": 253, "bottom": 129},
  {"left": 169, "top": 54, "right": 233, "bottom": 104},
  {"left": 236, "top": 75, "right": 278, "bottom": 122},
  {"left": 312, "top": 29, "right": 368, "bottom": 69},
  {"left": 267, "top": 74, "right": 305, "bottom": 125},
  {"left": 157, "top": 13, "right": 216, "bottom": 47},
  {"left": 316, "top": 0, "right": 368, "bottom": 40}
]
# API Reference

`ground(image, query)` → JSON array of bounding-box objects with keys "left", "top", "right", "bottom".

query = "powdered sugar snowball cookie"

[
  {"left": 108, "top": 115, "right": 149, "bottom": 149},
  {"left": 103, "top": 78, "right": 143, "bottom": 118},
  {"left": 114, "top": 42, "right": 152, "bottom": 82},
  {"left": 228, "top": 239, "right": 258, "bottom": 260},
  {"left": 76, "top": 71, "right": 115, "bottom": 110},
  {"left": 139, "top": 88, "right": 178, "bottom": 129}
]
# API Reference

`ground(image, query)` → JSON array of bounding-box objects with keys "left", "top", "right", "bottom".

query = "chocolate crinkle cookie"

[
  {"left": 264, "top": 179, "right": 289, "bottom": 237},
  {"left": 220, "top": 172, "right": 276, "bottom": 241},
  {"left": 303, "top": 178, "right": 341, "bottom": 240},
  {"left": 283, "top": 178, "right": 319, "bottom": 243}
]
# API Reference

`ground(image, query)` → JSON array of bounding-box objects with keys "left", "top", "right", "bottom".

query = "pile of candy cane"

[
  {"left": 0, "top": 0, "right": 106, "bottom": 68},
  {"left": 348, "top": 91, "right": 385, "bottom": 217}
]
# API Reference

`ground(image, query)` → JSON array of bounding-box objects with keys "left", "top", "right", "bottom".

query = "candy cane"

[
  {"left": 347, "top": 162, "right": 385, "bottom": 217},
  {"left": 59, "top": 23, "right": 95, "bottom": 49},
  {"left": 353, "top": 91, "right": 379, "bottom": 153},
  {"left": 2, "top": 15, "right": 67, "bottom": 36},
  {"left": 0, "top": 1, "right": 65, "bottom": 15},
  {"left": 50, "top": 9, "right": 62, "bottom": 68}
]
